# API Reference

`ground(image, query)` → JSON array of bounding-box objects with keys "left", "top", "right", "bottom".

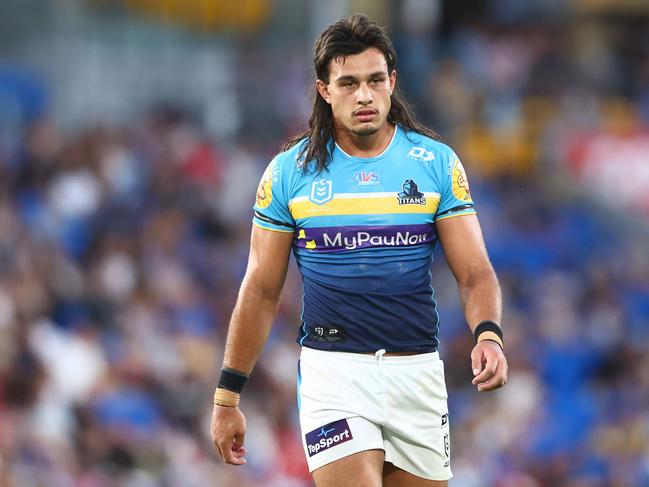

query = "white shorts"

[{"left": 297, "top": 347, "right": 452, "bottom": 481}]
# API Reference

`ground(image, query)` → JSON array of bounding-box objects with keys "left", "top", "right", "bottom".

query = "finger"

[
  {"left": 472, "top": 355, "right": 498, "bottom": 385},
  {"left": 229, "top": 433, "right": 247, "bottom": 464},
  {"left": 476, "top": 358, "right": 507, "bottom": 391},
  {"left": 477, "top": 369, "right": 507, "bottom": 391},
  {"left": 233, "top": 431, "right": 246, "bottom": 450},
  {"left": 217, "top": 436, "right": 234, "bottom": 464},
  {"left": 470, "top": 348, "right": 483, "bottom": 377},
  {"left": 224, "top": 447, "right": 246, "bottom": 465},
  {"left": 211, "top": 419, "right": 225, "bottom": 460},
  {"left": 220, "top": 440, "right": 243, "bottom": 465},
  {"left": 500, "top": 359, "right": 509, "bottom": 383},
  {"left": 221, "top": 434, "right": 247, "bottom": 465},
  {"left": 213, "top": 439, "right": 224, "bottom": 461},
  {"left": 231, "top": 446, "right": 247, "bottom": 459}
]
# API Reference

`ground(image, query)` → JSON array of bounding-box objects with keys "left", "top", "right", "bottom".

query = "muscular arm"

[
  {"left": 212, "top": 225, "right": 293, "bottom": 465},
  {"left": 436, "top": 214, "right": 507, "bottom": 391},
  {"left": 222, "top": 225, "right": 294, "bottom": 374},
  {"left": 436, "top": 214, "right": 501, "bottom": 330}
]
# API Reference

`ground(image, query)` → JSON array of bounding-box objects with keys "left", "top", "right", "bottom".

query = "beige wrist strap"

[
  {"left": 214, "top": 388, "right": 240, "bottom": 407},
  {"left": 477, "top": 330, "right": 504, "bottom": 350}
]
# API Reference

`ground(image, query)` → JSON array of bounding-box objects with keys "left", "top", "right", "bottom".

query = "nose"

[{"left": 356, "top": 82, "right": 373, "bottom": 105}]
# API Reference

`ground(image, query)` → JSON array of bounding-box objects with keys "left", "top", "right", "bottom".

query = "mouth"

[{"left": 354, "top": 108, "right": 377, "bottom": 122}]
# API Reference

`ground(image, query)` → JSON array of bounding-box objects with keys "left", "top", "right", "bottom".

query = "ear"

[
  {"left": 389, "top": 70, "right": 396, "bottom": 95},
  {"left": 316, "top": 79, "right": 331, "bottom": 104}
]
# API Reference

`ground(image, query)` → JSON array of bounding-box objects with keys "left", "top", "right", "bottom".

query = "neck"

[{"left": 334, "top": 123, "right": 395, "bottom": 158}]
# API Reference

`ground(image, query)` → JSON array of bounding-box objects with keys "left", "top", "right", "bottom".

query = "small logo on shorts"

[
  {"left": 444, "top": 433, "right": 450, "bottom": 467},
  {"left": 441, "top": 413, "right": 450, "bottom": 467},
  {"left": 305, "top": 419, "right": 353, "bottom": 457}
]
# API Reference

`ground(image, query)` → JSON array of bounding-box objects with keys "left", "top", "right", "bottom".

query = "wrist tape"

[
  {"left": 214, "top": 388, "right": 240, "bottom": 407},
  {"left": 214, "top": 367, "right": 248, "bottom": 407},
  {"left": 473, "top": 320, "right": 504, "bottom": 350}
]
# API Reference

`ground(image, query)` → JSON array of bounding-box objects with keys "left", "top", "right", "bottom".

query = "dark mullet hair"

[{"left": 283, "top": 13, "right": 439, "bottom": 172}]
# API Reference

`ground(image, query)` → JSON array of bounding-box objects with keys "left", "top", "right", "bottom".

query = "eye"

[
  {"left": 344, "top": 80, "right": 356, "bottom": 88},
  {"left": 370, "top": 78, "right": 384, "bottom": 85}
]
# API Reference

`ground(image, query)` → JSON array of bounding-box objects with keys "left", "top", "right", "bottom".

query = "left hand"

[{"left": 471, "top": 340, "right": 508, "bottom": 392}]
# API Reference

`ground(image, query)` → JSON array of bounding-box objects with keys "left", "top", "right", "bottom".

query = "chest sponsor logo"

[
  {"left": 397, "top": 179, "right": 426, "bottom": 205},
  {"left": 350, "top": 171, "right": 380, "bottom": 185},
  {"left": 323, "top": 230, "right": 429, "bottom": 250},
  {"left": 295, "top": 224, "right": 435, "bottom": 252},
  {"left": 309, "top": 179, "right": 333, "bottom": 205},
  {"left": 305, "top": 419, "right": 353, "bottom": 457},
  {"left": 408, "top": 146, "right": 435, "bottom": 162}
]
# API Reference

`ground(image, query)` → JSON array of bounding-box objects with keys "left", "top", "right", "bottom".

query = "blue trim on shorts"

[{"left": 296, "top": 359, "right": 302, "bottom": 411}]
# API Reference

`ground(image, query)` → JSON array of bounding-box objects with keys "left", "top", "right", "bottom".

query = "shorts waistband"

[{"left": 300, "top": 346, "right": 439, "bottom": 365}]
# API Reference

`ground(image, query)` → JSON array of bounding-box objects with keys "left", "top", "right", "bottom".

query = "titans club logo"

[{"left": 397, "top": 179, "right": 426, "bottom": 205}]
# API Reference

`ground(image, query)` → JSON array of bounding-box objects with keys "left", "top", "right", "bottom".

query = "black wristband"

[
  {"left": 473, "top": 320, "right": 503, "bottom": 344},
  {"left": 217, "top": 367, "right": 249, "bottom": 394}
]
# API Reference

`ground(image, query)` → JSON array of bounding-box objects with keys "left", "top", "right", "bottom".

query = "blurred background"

[{"left": 0, "top": 0, "right": 648, "bottom": 486}]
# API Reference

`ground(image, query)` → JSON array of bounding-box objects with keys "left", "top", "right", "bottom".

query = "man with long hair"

[{"left": 211, "top": 14, "right": 507, "bottom": 487}]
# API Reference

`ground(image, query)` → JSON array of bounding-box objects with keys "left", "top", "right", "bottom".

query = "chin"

[{"left": 351, "top": 125, "right": 380, "bottom": 136}]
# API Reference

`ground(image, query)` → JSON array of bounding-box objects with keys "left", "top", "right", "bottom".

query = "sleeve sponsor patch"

[
  {"left": 255, "top": 164, "right": 273, "bottom": 209},
  {"left": 451, "top": 158, "right": 472, "bottom": 202}
]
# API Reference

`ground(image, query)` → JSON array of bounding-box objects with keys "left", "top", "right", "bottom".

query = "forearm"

[
  {"left": 457, "top": 265, "right": 502, "bottom": 332},
  {"left": 222, "top": 280, "right": 281, "bottom": 375}
]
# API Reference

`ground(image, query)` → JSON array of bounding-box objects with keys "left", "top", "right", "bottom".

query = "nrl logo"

[{"left": 310, "top": 179, "right": 333, "bottom": 205}]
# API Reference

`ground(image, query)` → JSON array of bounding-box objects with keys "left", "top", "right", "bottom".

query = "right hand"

[{"left": 211, "top": 404, "right": 247, "bottom": 465}]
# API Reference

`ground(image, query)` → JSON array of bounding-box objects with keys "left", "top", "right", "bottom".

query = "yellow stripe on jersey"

[{"left": 289, "top": 194, "right": 441, "bottom": 219}]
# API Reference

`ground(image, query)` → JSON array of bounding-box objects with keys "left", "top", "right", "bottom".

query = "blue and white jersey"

[{"left": 253, "top": 125, "right": 476, "bottom": 353}]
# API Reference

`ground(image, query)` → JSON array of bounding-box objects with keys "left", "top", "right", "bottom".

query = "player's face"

[{"left": 316, "top": 48, "right": 396, "bottom": 136}]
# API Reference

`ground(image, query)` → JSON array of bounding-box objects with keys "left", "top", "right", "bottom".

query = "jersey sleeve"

[
  {"left": 434, "top": 149, "right": 477, "bottom": 222},
  {"left": 252, "top": 155, "right": 296, "bottom": 233}
]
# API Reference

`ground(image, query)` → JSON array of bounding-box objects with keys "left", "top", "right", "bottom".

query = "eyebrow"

[{"left": 334, "top": 71, "right": 387, "bottom": 82}]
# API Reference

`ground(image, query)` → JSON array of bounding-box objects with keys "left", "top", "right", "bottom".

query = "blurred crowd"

[{"left": 1, "top": 2, "right": 649, "bottom": 487}]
